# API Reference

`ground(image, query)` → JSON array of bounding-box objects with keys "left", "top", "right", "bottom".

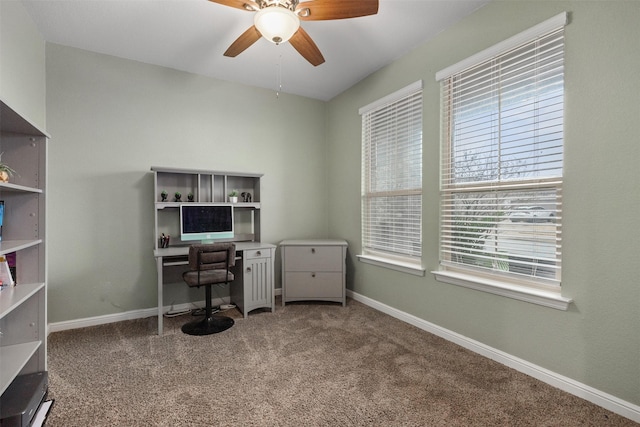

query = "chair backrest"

[{"left": 188, "top": 243, "right": 236, "bottom": 271}]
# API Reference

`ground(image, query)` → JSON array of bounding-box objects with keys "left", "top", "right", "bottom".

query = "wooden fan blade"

[
  {"left": 208, "top": 0, "right": 258, "bottom": 12},
  {"left": 289, "top": 27, "right": 325, "bottom": 66},
  {"left": 296, "top": 0, "right": 378, "bottom": 21},
  {"left": 224, "top": 26, "right": 262, "bottom": 57}
]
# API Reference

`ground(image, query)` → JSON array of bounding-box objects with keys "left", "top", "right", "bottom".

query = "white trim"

[
  {"left": 48, "top": 307, "right": 158, "bottom": 333},
  {"left": 432, "top": 270, "right": 572, "bottom": 310},
  {"left": 48, "top": 288, "right": 284, "bottom": 334},
  {"left": 357, "top": 254, "right": 425, "bottom": 276},
  {"left": 358, "top": 80, "right": 423, "bottom": 115},
  {"left": 347, "top": 289, "right": 640, "bottom": 424},
  {"left": 436, "top": 12, "right": 568, "bottom": 81}
]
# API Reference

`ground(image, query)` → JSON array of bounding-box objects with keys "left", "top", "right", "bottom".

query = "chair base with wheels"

[{"left": 181, "top": 243, "right": 236, "bottom": 336}]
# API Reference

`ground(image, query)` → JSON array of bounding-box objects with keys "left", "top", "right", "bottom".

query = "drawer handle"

[
  {"left": 247, "top": 267, "right": 252, "bottom": 273},
  {"left": 311, "top": 272, "right": 316, "bottom": 278},
  {"left": 311, "top": 248, "right": 316, "bottom": 254}
]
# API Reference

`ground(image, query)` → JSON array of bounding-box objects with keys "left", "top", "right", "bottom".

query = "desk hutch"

[{"left": 151, "top": 167, "right": 275, "bottom": 335}]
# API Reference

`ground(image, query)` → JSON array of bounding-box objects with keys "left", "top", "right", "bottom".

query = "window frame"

[
  {"left": 358, "top": 81, "right": 425, "bottom": 276},
  {"left": 432, "top": 13, "right": 572, "bottom": 309}
]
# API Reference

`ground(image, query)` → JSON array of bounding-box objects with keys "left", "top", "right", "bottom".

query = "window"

[
  {"left": 358, "top": 81, "right": 424, "bottom": 275},
  {"left": 434, "top": 13, "right": 571, "bottom": 308}
]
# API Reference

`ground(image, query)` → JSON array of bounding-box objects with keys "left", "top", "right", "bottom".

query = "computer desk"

[{"left": 154, "top": 241, "right": 276, "bottom": 335}]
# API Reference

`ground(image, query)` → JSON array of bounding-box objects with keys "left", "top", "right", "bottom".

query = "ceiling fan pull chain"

[{"left": 276, "top": 54, "right": 283, "bottom": 99}]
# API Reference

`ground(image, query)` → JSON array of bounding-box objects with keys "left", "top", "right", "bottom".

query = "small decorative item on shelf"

[
  {"left": 228, "top": 189, "right": 239, "bottom": 203},
  {"left": 175, "top": 192, "right": 182, "bottom": 202},
  {"left": 241, "top": 192, "right": 252, "bottom": 203},
  {"left": 187, "top": 192, "right": 194, "bottom": 202},
  {"left": 159, "top": 233, "right": 170, "bottom": 248},
  {"left": 0, "top": 152, "right": 17, "bottom": 183},
  {"left": 160, "top": 190, "right": 168, "bottom": 202}
]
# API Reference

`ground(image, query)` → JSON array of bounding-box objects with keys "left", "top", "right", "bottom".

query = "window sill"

[
  {"left": 358, "top": 255, "right": 425, "bottom": 276},
  {"left": 432, "top": 270, "right": 572, "bottom": 310}
]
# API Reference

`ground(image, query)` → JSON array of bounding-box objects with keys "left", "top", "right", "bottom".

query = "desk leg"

[
  {"left": 156, "top": 257, "right": 163, "bottom": 335},
  {"left": 270, "top": 247, "right": 276, "bottom": 313}
]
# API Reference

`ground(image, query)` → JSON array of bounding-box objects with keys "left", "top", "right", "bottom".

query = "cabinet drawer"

[
  {"left": 244, "top": 248, "right": 270, "bottom": 260},
  {"left": 284, "top": 272, "right": 343, "bottom": 299},
  {"left": 283, "top": 246, "right": 343, "bottom": 271}
]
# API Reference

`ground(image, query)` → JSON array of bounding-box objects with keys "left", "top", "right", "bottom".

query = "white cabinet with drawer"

[
  {"left": 230, "top": 243, "right": 276, "bottom": 318},
  {"left": 280, "top": 239, "right": 348, "bottom": 306}
]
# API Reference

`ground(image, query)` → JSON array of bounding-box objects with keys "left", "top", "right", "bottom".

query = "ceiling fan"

[{"left": 209, "top": 0, "right": 379, "bottom": 66}]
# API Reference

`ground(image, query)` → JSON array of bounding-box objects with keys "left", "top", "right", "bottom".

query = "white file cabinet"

[{"left": 280, "top": 239, "right": 348, "bottom": 306}]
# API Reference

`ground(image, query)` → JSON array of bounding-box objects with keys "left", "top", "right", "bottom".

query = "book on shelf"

[
  {"left": 0, "top": 254, "right": 14, "bottom": 286},
  {"left": 6, "top": 251, "right": 16, "bottom": 284}
]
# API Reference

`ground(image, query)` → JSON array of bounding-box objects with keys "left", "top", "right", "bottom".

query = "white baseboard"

[
  {"left": 48, "top": 288, "right": 284, "bottom": 334},
  {"left": 48, "top": 307, "right": 159, "bottom": 333},
  {"left": 347, "top": 289, "right": 640, "bottom": 424}
]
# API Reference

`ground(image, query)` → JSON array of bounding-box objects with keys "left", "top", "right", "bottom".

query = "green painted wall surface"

[
  {"left": 0, "top": 0, "right": 46, "bottom": 127},
  {"left": 45, "top": 44, "right": 328, "bottom": 323},
  {"left": 327, "top": 1, "right": 640, "bottom": 407}
]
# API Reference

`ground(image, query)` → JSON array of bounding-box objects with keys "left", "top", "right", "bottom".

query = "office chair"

[{"left": 181, "top": 243, "right": 236, "bottom": 336}]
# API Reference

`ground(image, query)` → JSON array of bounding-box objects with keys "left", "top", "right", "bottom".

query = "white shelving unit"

[
  {"left": 0, "top": 99, "right": 48, "bottom": 397},
  {"left": 152, "top": 167, "right": 262, "bottom": 247}
]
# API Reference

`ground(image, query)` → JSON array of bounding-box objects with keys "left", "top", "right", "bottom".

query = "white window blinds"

[
  {"left": 437, "top": 14, "right": 566, "bottom": 290},
  {"left": 360, "top": 81, "right": 423, "bottom": 264}
]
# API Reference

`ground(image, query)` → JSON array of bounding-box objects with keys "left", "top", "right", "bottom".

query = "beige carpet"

[{"left": 46, "top": 298, "right": 636, "bottom": 426}]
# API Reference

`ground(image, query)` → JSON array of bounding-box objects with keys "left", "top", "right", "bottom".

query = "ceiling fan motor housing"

[
  {"left": 255, "top": 0, "right": 300, "bottom": 12},
  {"left": 254, "top": 1, "right": 301, "bottom": 44}
]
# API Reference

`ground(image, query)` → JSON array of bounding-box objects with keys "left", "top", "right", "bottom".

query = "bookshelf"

[{"left": 0, "top": 99, "right": 48, "bottom": 402}]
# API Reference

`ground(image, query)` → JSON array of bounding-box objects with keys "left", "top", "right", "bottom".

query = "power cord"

[
  {"left": 191, "top": 307, "right": 220, "bottom": 316},
  {"left": 163, "top": 309, "right": 190, "bottom": 318},
  {"left": 163, "top": 295, "right": 235, "bottom": 319}
]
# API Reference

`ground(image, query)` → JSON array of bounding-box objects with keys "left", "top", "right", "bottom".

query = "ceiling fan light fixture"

[{"left": 254, "top": 7, "right": 300, "bottom": 45}]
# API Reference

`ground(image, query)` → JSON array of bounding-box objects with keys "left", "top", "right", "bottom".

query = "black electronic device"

[{"left": 0, "top": 372, "right": 48, "bottom": 427}]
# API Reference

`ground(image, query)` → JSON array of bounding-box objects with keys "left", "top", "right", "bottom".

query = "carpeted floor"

[{"left": 45, "top": 298, "right": 637, "bottom": 426}]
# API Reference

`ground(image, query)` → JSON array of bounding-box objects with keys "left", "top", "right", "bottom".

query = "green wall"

[
  {"left": 327, "top": 0, "right": 639, "bottom": 407},
  {"left": 44, "top": 44, "right": 328, "bottom": 322},
  {"left": 0, "top": 0, "right": 46, "bottom": 127}
]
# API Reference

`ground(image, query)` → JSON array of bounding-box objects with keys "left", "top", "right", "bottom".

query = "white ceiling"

[{"left": 22, "top": 0, "right": 490, "bottom": 101}]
